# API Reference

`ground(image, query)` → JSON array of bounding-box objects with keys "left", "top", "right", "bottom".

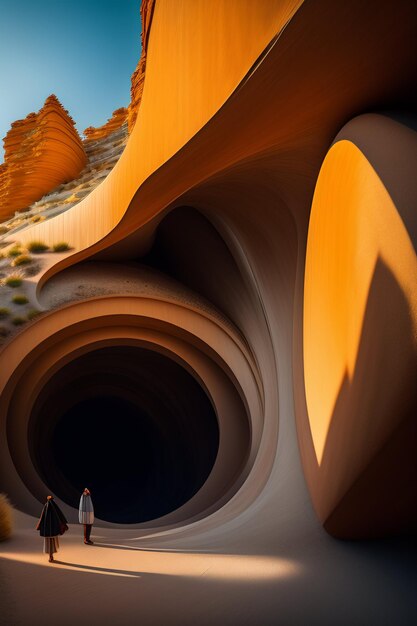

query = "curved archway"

[
  {"left": 0, "top": 293, "right": 259, "bottom": 528},
  {"left": 28, "top": 346, "right": 220, "bottom": 524}
]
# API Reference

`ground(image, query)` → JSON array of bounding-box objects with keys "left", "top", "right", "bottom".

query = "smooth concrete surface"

[
  {"left": 302, "top": 116, "right": 417, "bottom": 537},
  {"left": 0, "top": 512, "right": 416, "bottom": 626}
]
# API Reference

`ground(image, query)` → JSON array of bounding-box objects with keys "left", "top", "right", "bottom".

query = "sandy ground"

[
  {"left": 1, "top": 511, "right": 416, "bottom": 626},
  {"left": 1, "top": 261, "right": 416, "bottom": 626}
]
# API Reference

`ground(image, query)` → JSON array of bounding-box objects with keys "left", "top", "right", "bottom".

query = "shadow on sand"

[{"left": 54, "top": 560, "right": 141, "bottom": 578}]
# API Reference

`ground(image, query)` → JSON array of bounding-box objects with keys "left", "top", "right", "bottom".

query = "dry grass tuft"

[
  {"left": 27, "top": 308, "right": 41, "bottom": 320},
  {"left": 12, "top": 254, "right": 32, "bottom": 267},
  {"left": 4, "top": 274, "right": 23, "bottom": 288},
  {"left": 0, "top": 325, "right": 10, "bottom": 337},
  {"left": 12, "top": 294, "right": 29, "bottom": 305},
  {"left": 52, "top": 242, "right": 71, "bottom": 252},
  {"left": 11, "top": 316, "right": 26, "bottom": 326},
  {"left": 27, "top": 241, "right": 49, "bottom": 253},
  {"left": 0, "top": 493, "right": 13, "bottom": 541},
  {"left": 7, "top": 246, "right": 23, "bottom": 258}
]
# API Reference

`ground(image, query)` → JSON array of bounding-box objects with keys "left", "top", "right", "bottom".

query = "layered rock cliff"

[
  {"left": 84, "top": 107, "right": 128, "bottom": 141},
  {"left": 127, "top": 0, "right": 155, "bottom": 132},
  {"left": 0, "top": 95, "right": 87, "bottom": 221},
  {"left": 0, "top": 0, "right": 154, "bottom": 225},
  {"left": 82, "top": 0, "right": 155, "bottom": 139},
  {"left": 0, "top": 123, "right": 128, "bottom": 245}
]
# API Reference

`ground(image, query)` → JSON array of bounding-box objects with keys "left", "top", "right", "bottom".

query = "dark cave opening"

[
  {"left": 141, "top": 206, "right": 250, "bottom": 321},
  {"left": 29, "top": 347, "right": 219, "bottom": 524}
]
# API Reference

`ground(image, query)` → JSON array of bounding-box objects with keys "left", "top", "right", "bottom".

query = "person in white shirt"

[{"left": 79, "top": 487, "right": 94, "bottom": 545}]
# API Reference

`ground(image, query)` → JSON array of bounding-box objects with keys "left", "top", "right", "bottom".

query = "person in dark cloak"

[
  {"left": 36, "top": 495, "right": 69, "bottom": 562},
  {"left": 79, "top": 487, "right": 94, "bottom": 545}
]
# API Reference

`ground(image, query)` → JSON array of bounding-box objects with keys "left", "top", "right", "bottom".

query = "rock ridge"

[{"left": 0, "top": 95, "right": 87, "bottom": 221}]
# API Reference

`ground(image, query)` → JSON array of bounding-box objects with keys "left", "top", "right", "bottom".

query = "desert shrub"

[
  {"left": 0, "top": 494, "right": 13, "bottom": 541},
  {"left": 5, "top": 275, "right": 23, "bottom": 288},
  {"left": 0, "top": 307, "right": 10, "bottom": 319},
  {"left": 11, "top": 316, "right": 26, "bottom": 326},
  {"left": 0, "top": 325, "right": 10, "bottom": 337},
  {"left": 0, "top": 226, "right": 8, "bottom": 235},
  {"left": 12, "top": 254, "right": 32, "bottom": 267},
  {"left": 12, "top": 294, "right": 28, "bottom": 305},
  {"left": 7, "top": 246, "right": 22, "bottom": 258},
  {"left": 52, "top": 242, "right": 70, "bottom": 252},
  {"left": 30, "top": 215, "right": 44, "bottom": 223},
  {"left": 27, "top": 240, "right": 49, "bottom": 253},
  {"left": 27, "top": 308, "right": 41, "bottom": 320}
]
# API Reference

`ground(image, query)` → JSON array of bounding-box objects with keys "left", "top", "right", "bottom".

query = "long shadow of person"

[{"left": 54, "top": 560, "right": 141, "bottom": 578}]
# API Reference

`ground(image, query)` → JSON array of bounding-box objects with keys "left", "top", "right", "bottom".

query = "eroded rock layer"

[
  {"left": 0, "top": 95, "right": 87, "bottom": 221},
  {"left": 84, "top": 107, "right": 128, "bottom": 141},
  {"left": 0, "top": 123, "right": 128, "bottom": 249},
  {"left": 81, "top": 1, "right": 155, "bottom": 138},
  {"left": 0, "top": 0, "right": 153, "bottom": 228},
  {"left": 127, "top": 0, "right": 155, "bottom": 132}
]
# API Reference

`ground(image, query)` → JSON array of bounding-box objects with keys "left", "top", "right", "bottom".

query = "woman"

[
  {"left": 79, "top": 487, "right": 94, "bottom": 545},
  {"left": 36, "top": 495, "right": 68, "bottom": 563}
]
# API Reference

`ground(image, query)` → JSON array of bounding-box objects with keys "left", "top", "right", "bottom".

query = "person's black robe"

[{"left": 36, "top": 499, "right": 68, "bottom": 537}]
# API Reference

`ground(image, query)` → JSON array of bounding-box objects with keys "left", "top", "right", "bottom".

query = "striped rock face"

[{"left": 0, "top": 95, "right": 87, "bottom": 221}]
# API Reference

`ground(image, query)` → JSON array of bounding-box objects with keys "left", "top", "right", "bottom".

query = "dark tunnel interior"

[
  {"left": 141, "top": 206, "right": 252, "bottom": 322},
  {"left": 28, "top": 346, "right": 220, "bottom": 523}
]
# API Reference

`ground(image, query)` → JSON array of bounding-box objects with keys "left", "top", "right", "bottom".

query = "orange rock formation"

[
  {"left": 83, "top": 107, "right": 128, "bottom": 141},
  {"left": 81, "top": 0, "right": 155, "bottom": 140},
  {"left": 127, "top": 0, "right": 155, "bottom": 132},
  {"left": 0, "top": 95, "right": 87, "bottom": 220}
]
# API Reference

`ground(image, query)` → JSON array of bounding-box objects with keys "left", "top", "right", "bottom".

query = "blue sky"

[{"left": 0, "top": 0, "right": 141, "bottom": 161}]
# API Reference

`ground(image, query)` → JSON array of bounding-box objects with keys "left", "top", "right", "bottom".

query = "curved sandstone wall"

[{"left": 302, "top": 115, "right": 417, "bottom": 538}]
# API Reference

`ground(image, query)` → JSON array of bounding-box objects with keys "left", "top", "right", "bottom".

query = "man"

[{"left": 79, "top": 487, "right": 94, "bottom": 545}]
